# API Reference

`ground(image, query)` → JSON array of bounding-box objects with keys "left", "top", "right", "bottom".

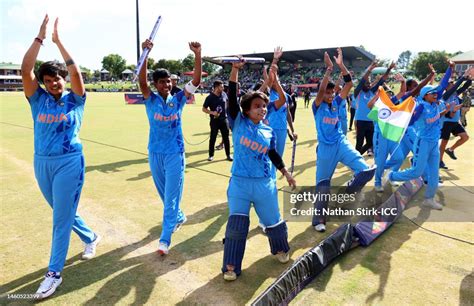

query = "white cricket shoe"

[
  {"left": 422, "top": 198, "right": 443, "bottom": 210},
  {"left": 35, "top": 272, "right": 62, "bottom": 299},
  {"left": 157, "top": 242, "right": 169, "bottom": 255},
  {"left": 276, "top": 252, "right": 290, "bottom": 263},
  {"left": 314, "top": 224, "right": 326, "bottom": 232},
  {"left": 82, "top": 235, "right": 101, "bottom": 260},
  {"left": 223, "top": 270, "right": 237, "bottom": 281}
]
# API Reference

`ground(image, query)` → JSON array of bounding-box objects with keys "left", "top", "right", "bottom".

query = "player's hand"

[
  {"left": 428, "top": 63, "right": 436, "bottom": 74},
  {"left": 52, "top": 18, "right": 60, "bottom": 44},
  {"left": 189, "top": 41, "right": 201, "bottom": 54},
  {"left": 284, "top": 171, "right": 297, "bottom": 189},
  {"left": 273, "top": 46, "right": 283, "bottom": 62},
  {"left": 37, "top": 14, "right": 49, "bottom": 40},
  {"left": 232, "top": 56, "right": 245, "bottom": 69},
  {"left": 324, "top": 52, "right": 333, "bottom": 69},
  {"left": 292, "top": 132, "right": 298, "bottom": 140},
  {"left": 142, "top": 39, "right": 153, "bottom": 51},
  {"left": 333, "top": 47, "right": 343, "bottom": 67}
]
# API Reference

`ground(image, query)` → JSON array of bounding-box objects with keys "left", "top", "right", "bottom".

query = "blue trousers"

[
  {"left": 227, "top": 176, "right": 281, "bottom": 227},
  {"left": 316, "top": 137, "right": 369, "bottom": 184},
  {"left": 390, "top": 138, "right": 439, "bottom": 199},
  {"left": 149, "top": 152, "right": 186, "bottom": 246},
  {"left": 373, "top": 128, "right": 398, "bottom": 187},
  {"left": 385, "top": 127, "right": 416, "bottom": 172},
  {"left": 34, "top": 152, "right": 95, "bottom": 273}
]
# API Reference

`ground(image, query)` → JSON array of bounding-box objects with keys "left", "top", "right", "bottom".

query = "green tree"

[
  {"left": 79, "top": 65, "right": 92, "bottom": 81},
  {"left": 203, "top": 61, "right": 219, "bottom": 75},
  {"left": 101, "top": 54, "right": 127, "bottom": 79},
  {"left": 396, "top": 50, "right": 412, "bottom": 69},
  {"left": 147, "top": 58, "right": 156, "bottom": 70},
  {"left": 182, "top": 54, "right": 194, "bottom": 71},
  {"left": 410, "top": 50, "right": 450, "bottom": 79},
  {"left": 153, "top": 59, "right": 184, "bottom": 74}
]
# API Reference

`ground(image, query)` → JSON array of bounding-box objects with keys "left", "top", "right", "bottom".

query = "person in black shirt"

[
  {"left": 202, "top": 80, "right": 232, "bottom": 161},
  {"left": 170, "top": 74, "right": 182, "bottom": 95}
]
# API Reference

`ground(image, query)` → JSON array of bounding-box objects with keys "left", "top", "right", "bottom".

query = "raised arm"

[
  {"left": 270, "top": 65, "right": 287, "bottom": 110},
  {"left": 367, "top": 89, "right": 380, "bottom": 109},
  {"left": 21, "top": 14, "right": 49, "bottom": 98},
  {"left": 354, "top": 60, "right": 377, "bottom": 97},
  {"left": 394, "top": 73, "right": 407, "bottom": 101},
  {"left": 371, "top": 62, "right": 395, "bottom": 93},
  {"left": 52, "top": 18, "right": 84, "bottom": 96},
  {"left": 228, "top": 60, "right": 245, "bottom": 120},
  {"left": 334, "top": 48, "right": 353, "bottom": 99},
  {"left": 314, "top": 52, "right": 334, "bottom": 107},
  {"left": 436, "top": 60, "right": 453, "bottom": 97},
  {"left": 138, "top": 39, "right": 152, "bottom": 99},
  {"left": 410, "top": 63, "right": 436, "bottom": 97},
  {"left": 257, "top": 65, "right": 269, "bottom": 93},
  {"left": 454, "top": 67, "right": 474, "bottom": 95},
  {"left": 184, "top": 42, "right": 202, "bottom": 98}
]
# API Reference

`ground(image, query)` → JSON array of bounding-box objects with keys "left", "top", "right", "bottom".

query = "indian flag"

[{"left": 368, "top": 88, "right": 415, "bottom": 142}]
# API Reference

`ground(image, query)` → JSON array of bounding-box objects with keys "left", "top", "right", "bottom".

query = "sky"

[{"left": 1, "top": 0, "right": 473, "bottom": 70}]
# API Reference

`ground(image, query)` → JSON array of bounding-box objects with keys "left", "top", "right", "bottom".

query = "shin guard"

[
  {"left": 266, "top": 221, "right": 290, "bottom": 255},
  {"left": 346, "top": 165, "right": 376, "bottom": 194},
  {"left": 222, "top": 214, "right": 250, "bottom": 276},
  {"left": 312, "top": 179, "right": 331, "bottom": 226}
]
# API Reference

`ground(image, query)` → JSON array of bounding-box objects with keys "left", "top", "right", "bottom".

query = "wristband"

[
  {"left": 185, "top": 81, "right": 198, "bottom": 94},
  {"left": 343, "top": 74, "right": 352, "bottom": 83},
  {"left": 35, "top": 37, "right": 43, "bottom": 45}
]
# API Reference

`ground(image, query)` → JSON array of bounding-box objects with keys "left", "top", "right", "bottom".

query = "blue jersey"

[
  {"left": 28, "top": 87, "right": 84, "bottom": 156},
  {"left": 354, "top": 90, "right": 374, "bottom": 121},
  {"left": 443, "top": 94, "right": 461, "bottom": 122},
  {"left": 229, "top": 113, "right": 276, "bottom": 178},
  {"left": 338, "top": 98, "right": 348, "bottom": 119},
  {"left": 145, "top": 90, "right": 187, "bottom": 154},
  {"left": 312, "top": 95, "right": 344, "bottom": 145},
  {"left": 267, "top": 89, "right": 289, "bottom": 130},
  {"left": 413, "top": 100, "right": 444, "bottom": 141}
]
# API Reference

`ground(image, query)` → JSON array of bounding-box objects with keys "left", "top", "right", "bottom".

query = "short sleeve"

[{"left": 26, "top": 86, "right": 46, "bottom": 105}]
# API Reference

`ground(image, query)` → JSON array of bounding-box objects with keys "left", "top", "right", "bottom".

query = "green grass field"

[{"left": 0, "top": 91, "right": 473, "bottom": 305}]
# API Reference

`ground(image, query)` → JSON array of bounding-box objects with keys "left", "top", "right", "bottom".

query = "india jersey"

[
  {"left": 28, "top": 87, "right": 84, "bottom": 156},
  {"left": 312, "top": 95, "right": 344, "bottom": 145},
  {"left": 414, "top": 100, "right": 444, "bottom": 141},
  {"left": 443, "top": 95, "right": 461, "bottom": 123},
  {"left": 145, "top": 90, "right": 187, "bottom": 154},
  {"left": 229, "top": 113, "right": 276, "bottom": 178},
  {"left": 267, "top": 89, "right": 289, "bottom": 130},
  {"left": 355, "top": 90, "right": 374, "bottom": 121}
]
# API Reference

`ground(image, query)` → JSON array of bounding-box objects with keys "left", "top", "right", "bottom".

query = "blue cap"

[{"left": 419, "top": 85, "right": 438, "bottom": 99}]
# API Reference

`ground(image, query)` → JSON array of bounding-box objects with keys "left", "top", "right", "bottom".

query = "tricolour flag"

[{"left": 368, "top": 88, "right": 415, "bottom": 142}]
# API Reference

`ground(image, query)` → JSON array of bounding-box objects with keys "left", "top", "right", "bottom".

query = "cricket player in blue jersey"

[
  {"left": 221, "top": 60, "right": 296, "bottom": 281},
  {"left": 334, "top": 75, "right": 348, "bottom": 135},
  {"left": 369, "top": 73, "right": 408, "bottom": 192},
  {"left": 312, "top": 49, "right": 376, "bottom": 232},
  {"left": 138, "top": 39, "right": 202, "bottom": 256},
  {"left": 387, "top": 85, "right": 451, "bottom": 210},
  {"left": 21, "top": 15, "right": 100, "bottom": 299},
  {"left": 385, "top": 63, "right": 452, "bottom": 174},
  {"left": 439, "top": 68, "right": 473, "bottom": 167},
  {"left": 259, "top": 48, "right": 297, "bottom": 158}
]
